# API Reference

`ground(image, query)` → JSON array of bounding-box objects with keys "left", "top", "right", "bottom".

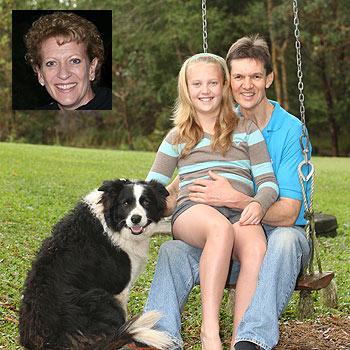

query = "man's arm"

[
  {"left": 188, "top": 171, "right": 300, "bottom": 226},
  {"left": 261, "top": 197, "right": 301, "bottom": 227}
]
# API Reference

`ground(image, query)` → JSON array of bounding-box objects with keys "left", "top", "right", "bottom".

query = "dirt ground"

[{"left": 275, "top": 316, "right": 350, "bottom": 350}]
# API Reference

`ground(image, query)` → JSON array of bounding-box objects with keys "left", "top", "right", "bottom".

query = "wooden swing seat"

[
  {"left": 226, "top": 271, "right": 334, "bottom": 292},
  {"left": 295, "top": 271, "right": 334, "bottom": 290}
]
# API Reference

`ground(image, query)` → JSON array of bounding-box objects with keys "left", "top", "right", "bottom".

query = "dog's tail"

[{"left": 96, "top": 310, "right": 174, "bottom": 350}]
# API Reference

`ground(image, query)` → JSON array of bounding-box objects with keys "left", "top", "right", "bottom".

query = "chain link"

[
  {"left": 293, "top": 1, "right": 307, "bottom": 134},
  {"left": 293, "top": 0, "right": 311, "bottom": 166},
  {"left": 202, "top": 0, "right": 208, "bottom": 53}
]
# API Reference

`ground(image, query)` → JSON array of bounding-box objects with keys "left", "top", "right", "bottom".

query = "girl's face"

[{"left": 186, "top": 61, "right": 224, "bottom": 120}]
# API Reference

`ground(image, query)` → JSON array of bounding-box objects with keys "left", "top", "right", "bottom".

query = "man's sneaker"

[
  {"left": 235, "top": 341, "right": 261, "bottom": 350},
  {"left": 119, "top": 341, "right": 160, "bottom": 349}
]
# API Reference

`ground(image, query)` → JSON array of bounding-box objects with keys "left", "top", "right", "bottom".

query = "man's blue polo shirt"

[{"left": 238, "top": 100, "right": 311, "bottom": 226}]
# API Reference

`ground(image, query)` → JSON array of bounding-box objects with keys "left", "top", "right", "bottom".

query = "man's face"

[
  {"left": 229, "top": 58, "right": 273, "bottom": 112},
  {"left": 36, "top": 37, "right": 98, "bottom": 110}
]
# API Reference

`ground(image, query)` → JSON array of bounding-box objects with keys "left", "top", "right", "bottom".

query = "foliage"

[
  {"left": 1, "top": 142, "right": 349, "bottom": 349},
  {"left": 0, "top": 0, "right": 349, "bottom": 154}
]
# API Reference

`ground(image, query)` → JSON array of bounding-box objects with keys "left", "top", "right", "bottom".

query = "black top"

[{"left": 37, "top": 86, "right": 112, "bottom": 110}]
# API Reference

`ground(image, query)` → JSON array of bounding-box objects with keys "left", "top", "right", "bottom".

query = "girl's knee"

[
  {"left": 235, "top": 238, "right": 266, "bottom": 264},
  {"left": 248, "top": 240, "right": 266, "bottom": 260},
  {"left": 206, "top": 220, "right": 234, "bottom": 242}
]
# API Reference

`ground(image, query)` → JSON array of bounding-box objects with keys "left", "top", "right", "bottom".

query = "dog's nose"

[{"left": 131, "top": 215, "right": 142, "bottom": 224}]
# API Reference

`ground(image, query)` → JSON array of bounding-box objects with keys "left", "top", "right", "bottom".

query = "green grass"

[{"left": 1, "top": 142, "right": 349, "bottom": 349}]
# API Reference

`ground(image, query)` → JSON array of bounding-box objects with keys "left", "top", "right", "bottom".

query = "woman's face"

[
  {"left": 186, "top": 62, "right": 224, "bottom": 120},
  {"left": 36, "top": 37, "right": 98, "bottom": 110}
]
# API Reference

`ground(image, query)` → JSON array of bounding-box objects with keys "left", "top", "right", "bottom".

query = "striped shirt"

[{"left": 147, "top": 118, "right": 279, "bottom": 214}]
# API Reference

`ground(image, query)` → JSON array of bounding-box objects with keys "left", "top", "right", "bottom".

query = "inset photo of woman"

[{"left": 12, "top": 10, "right": 112, "bottom": 110}]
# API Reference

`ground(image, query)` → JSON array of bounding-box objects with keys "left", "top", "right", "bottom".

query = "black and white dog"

[{"left": 19, "top": 179, "right": 173, "bottom": 350}]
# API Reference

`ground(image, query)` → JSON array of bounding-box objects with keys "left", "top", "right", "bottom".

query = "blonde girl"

[{"left": 147, "top": 53, "right": 278, "bottom": 350}]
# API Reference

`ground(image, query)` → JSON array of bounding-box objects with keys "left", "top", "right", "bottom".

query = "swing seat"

[
  {"left": 226, "top": 271, "right": 334, "bottom": 291},
  {"left": 295, "top": 271, "right": 334, "bottom": 290}
]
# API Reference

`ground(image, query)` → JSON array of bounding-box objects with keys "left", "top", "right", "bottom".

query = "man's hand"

[
  {"left": 188, "top": 170, "right": 250, "bottom": 209},
  {"left": 239, "top": 201, "right": 263, "bottom": 225}
]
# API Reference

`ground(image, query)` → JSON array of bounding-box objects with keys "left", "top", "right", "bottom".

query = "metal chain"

[
  {"left": 293, "top": 0, "right": 322, "bottom": 276},
  {"left": 202, "top": 0, "right": 208, "bottom": 53},
  {"left": 293, "top": 0, "right": 310, "bottom": 162},
  {"left": 293, "top": 0, "right": 313, "bottom": 176},
  {"left": 293, "top": 1, "right": 306, "bottom": 128}
]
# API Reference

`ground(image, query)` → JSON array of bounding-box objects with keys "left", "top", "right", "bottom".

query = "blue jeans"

[{"left": 144, "top": 225, "right": 311, "bottom": 350}]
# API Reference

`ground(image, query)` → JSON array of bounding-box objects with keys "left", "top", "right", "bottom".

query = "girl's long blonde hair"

[{"left": 173, "top": 53, "right": 238, "bottom": 158}]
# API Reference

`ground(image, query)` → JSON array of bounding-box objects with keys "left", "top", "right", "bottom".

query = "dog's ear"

[
  {"left": 98, "top": 179, "right": 131, "bottom": 230},
  {"left": 98, "top": 179, "right": 131, "bottom": 194},
  {"left": 148, "top": 180, "right": 169, "bottom": 198},
  {"left": 147, "top": 180, "right": 169, "bottom": 215}
]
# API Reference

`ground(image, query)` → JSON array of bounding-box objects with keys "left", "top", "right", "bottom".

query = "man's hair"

[
  {"left": 24, "top": 12, "right": 104, "bottom": 79},
  {"left": 173, "top": 53, "right": 238, "bottom": 158},
  {"left": 226, "top": 34, "right": 273, "bottom": 75}
]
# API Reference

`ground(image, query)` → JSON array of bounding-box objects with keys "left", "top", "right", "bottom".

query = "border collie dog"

[{"left": 19, "top": 179, "right": 173, "bottom": 350}]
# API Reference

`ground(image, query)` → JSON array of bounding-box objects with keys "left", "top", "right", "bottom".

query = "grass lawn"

[{"left": 1, "top": 142, "right": 349, "bottom": 349}]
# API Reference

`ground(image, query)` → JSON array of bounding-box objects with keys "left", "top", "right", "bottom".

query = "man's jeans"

[{"left": 144, "top": 225, "right": 311, "bottom": 350}]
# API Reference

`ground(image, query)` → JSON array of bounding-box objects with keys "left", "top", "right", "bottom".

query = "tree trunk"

[
  {"left": 113, "top": 89, "right": 134, "bottom": 151},
  {"left": 280, "top": 40, "right": 289, "bottom": 110},
  {"left": 113, "top": 65, "right": 134, "bottom": 150},
  {"left": 267, "top": 0, "right": 282, "bottom": 104},
  {"left": 319, "top": 54, "right": 339, "bottom": 156}
]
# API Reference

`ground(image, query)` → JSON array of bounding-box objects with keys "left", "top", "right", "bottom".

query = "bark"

[
  {"left": 113, "top": 67, "right": 134, "bottom": 150},
  {"left": 319, "top": 54, "right": 339, "bottom": 156},
  {"left": 280, "top": 40, "right": 289, "bottom": 110},
  {"left": 267, "top": 0, "right": 282, "bottom": 104},
  {"left": 113, "top": 89, "right": 134, "bottom": 151}
]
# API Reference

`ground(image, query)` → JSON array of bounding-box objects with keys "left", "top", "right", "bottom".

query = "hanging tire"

[{"left": 315, "top": 213, "right": 338, "bottom": 237}]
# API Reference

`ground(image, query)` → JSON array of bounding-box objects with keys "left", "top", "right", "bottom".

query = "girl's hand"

[
  {"left": 164, "top": 176, "right": 180, "bottom": 216},
  {"left": 239, "top": 201, "right": 263, "bottom": 225}
]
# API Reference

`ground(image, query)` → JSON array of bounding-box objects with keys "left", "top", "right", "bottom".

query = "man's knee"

[
  {"left": 267, "top": 227, "right": 310, "bottom": 264},
  {"left": 158, "top": 239, "right": 202, "bottom": 265},
  {"left": 268, "top": 227, "right": 306, "bottom": 246}
]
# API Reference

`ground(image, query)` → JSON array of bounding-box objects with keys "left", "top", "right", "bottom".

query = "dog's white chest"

[
  {"left": 111, "top": 229, "right": 151, "bottom": 285},
  {"left": 124, "top": 240, "right": 149, "bottom": 285},
  {"left": 113, "top": 236, "right": 150, "bottom": 314}
]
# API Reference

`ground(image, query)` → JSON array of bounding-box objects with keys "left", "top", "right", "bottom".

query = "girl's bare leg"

[
  {"left": 173, "top": 204, "right": 235, "bottom": 350},
  {"left": 230, "top": 223, "right": 267, "bottom": 348}
]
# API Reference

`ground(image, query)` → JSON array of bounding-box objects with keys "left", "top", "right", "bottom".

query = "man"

[{"left": 132, "top": 35, "right": 311, "bottom": 350}]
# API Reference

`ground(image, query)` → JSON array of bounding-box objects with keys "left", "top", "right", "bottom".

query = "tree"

[
  {"left": 1, "top": 0, "right": 349, "bottom": 154},
  {"left": 0, "top": 0, "right": 14, "bottom": 140},
  {"left": 302, "top": 0, "right": 350, "bottom": 156}
]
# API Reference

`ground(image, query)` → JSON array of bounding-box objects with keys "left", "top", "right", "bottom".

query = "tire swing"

[
  {"left": 199, "top": 0, "right": 337, "bottom": 317},
  {"left": 291, "top": 0, "right": 337, "bottom": 319}
]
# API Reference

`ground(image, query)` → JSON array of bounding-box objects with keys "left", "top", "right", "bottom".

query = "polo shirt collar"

[
  {"left": 264, "top": 100, "right": 283, "bottom": 133},
  {"left": 236, "top": 99, "right": 283, "bottom": 133}
]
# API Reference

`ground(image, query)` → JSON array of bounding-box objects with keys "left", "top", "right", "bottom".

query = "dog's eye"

[
  {"left": 122, "top": 200, "right": 130, "bottom": 207},
  {"left": 142, "top": 199, "right": 150, "bottom": 208}
]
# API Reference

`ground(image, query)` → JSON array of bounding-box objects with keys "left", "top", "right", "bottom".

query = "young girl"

[{"left": 146, "top": 53, "right": 279, "bottom": 350}]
